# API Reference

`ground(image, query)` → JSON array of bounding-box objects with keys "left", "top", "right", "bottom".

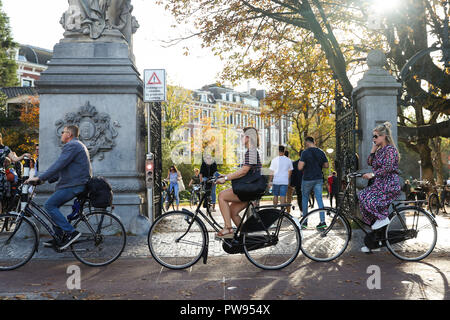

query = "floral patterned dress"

[{"left": 358, "top": 145, "right": 401, "bottom": 225}]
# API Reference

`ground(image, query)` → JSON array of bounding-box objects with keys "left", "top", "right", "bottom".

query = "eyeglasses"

[{"left": 373, "top": 135, "right": 379, "bottom": 139}]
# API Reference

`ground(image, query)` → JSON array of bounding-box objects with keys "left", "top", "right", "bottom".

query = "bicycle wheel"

[
  {"left": 165, "top": 193, "right": 175, "bottom": 212},
  {"left": 300, "top": 208, "right": 351, "bottom": 262},
  {"left": 148, "top": 210, "right": 206, "bottom": 270},
  {"left": 71, "top": 211, "right": 126, "bottom": 267},
  {"left": 0, "top": 214, "right": 38, "bottom": 271},
  {"left": 243, "top": 213, "right": 300, "bottom": 270},
  {"left": 428, "top": 193, "right": 440, "bottom": 216},
  {"left": 189, "top": 192, "right": 197, "bottom": 209},
  {"left": 386, "top": 206, "right": 437, "bottom": 261},
  {"left": 161, "top": 191, "right": 168, "bottom": 213}
]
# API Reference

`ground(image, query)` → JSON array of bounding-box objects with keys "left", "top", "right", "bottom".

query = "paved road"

[
  {"left": 0, "top": 252, "right": 449, "bottom": 301},
  {"left": 1, "top": 200, "right": 449, "bottom": 303}
]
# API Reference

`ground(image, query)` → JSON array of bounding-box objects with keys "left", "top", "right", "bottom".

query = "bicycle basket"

[{"left": 241, "top": 209, "right": 280, "bottom": 233}]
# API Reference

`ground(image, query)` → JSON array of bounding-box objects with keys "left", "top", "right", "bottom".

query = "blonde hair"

[{"left": 374, "top": 121, "right": 400, "bottom": 160}]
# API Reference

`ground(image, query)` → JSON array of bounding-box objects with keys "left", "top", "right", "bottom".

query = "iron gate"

[
  {"left": 334, "top": 84, "right": 358, "bottom": 215},
  {"left": 150, "top": 102, "right": 162, "bottom": 218}
]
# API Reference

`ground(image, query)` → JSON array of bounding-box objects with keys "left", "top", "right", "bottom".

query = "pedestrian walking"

[
  {"left": 269, "top": 145, "right": 293, "bottom": 206},
  {"left": 166, "top": 165, "right": 182, "bottom": 211},
  {"left": 287, "top": 150, "right": 303, "bottom": 214},
  {"left": 329, "top": 171, "right": 338, "bottom": 208},
  {"left": 298, "top": 137, "right": 329, "bottom": 229}
]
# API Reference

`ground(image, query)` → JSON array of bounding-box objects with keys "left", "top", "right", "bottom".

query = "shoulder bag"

[{"left": 232, "top": 168, "right": 267, "bottom": 202}]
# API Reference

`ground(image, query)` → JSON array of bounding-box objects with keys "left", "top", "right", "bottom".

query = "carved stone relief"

[
  {"left": 60, "top": 0, "right": 139, "bottom": 42},
  {"left": 55, "top": 101, "right": 121, "bottom": 160}
]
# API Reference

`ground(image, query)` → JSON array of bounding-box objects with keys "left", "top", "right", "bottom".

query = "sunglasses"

[{"left": 373, "top": 134, "right": 381, "bottom": 139}]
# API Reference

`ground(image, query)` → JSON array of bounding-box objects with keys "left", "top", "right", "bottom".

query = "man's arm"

[
  {"left": 39, "top": 143, "right": 78, "bottom": 182},
  {"left": 298, "top": 161, "right": 305, "bottom": 171}
]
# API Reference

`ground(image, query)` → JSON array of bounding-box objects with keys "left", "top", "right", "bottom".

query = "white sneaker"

[
  {"left": 361, "top": 246, "right": 381, "bottom": 253},
  {"left": 371, "top": 217, "right": 390, "bottom": 230}
]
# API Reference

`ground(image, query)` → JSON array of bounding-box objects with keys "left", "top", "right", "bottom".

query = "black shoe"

[
  {"left": 43, "top": 239, "right": 59, "bottom": 248},
  {"left": 316, "top": 222, "right": 327, "bottom": 230},
  {"left": 58, "top": 231, "right": 81, "bottom": 250}
]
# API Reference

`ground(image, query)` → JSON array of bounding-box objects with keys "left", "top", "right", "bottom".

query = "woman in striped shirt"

[{"left": 215, "top": 127, "right": 262, "bottom": 239}]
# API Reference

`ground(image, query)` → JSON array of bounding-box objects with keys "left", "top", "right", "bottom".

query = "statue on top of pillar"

[{"left": 60, "top": 0, "right": 139, "bottom": 44}]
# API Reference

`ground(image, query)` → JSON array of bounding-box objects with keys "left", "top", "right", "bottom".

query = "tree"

[
  {"left": 159, "top": 0, "right": 449, "bottom": 182},
  {"left": 0, "top": 0, "right": 18, "bottom": 87},
  {"left": 0, "top": 96, "right": 39, "bottom": 154}
]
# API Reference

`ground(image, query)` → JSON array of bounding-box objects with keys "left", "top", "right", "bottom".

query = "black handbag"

[{"left": 232, "top": 169, "right": 267, "bottom": 202}]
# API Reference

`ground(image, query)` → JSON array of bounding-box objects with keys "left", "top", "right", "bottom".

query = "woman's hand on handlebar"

[
  {"left": 25, "top": 177, "right": 42, "bottom": 186},
  {"left": 216, "top": 177, "right": 226, "bottom": 185},
  {"left": 362, "top": 173, "right": 374, "bottom": 180}
]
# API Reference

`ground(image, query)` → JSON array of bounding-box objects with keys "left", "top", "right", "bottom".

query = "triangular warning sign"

[{"left": 147, "top": 72, "right": 162, "bottom": 85}]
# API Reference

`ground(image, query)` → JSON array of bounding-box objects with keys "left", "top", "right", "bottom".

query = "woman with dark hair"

[
  {"left": 166, "top": 165, "right": 182, "bottom": 211},
  {"left": 215, "top": 127, "right": 262, "bottom": 238},
  {"left": 359, "top": 122, "right": 401, "bottom": 252}
]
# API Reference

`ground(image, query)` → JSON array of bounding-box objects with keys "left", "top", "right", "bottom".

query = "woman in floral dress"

[{"left": 359, "top": 122, "right": 401, "bottom": 234}]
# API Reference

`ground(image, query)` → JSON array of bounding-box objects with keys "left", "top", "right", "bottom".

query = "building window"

[
  {"left": 22, "top": 79, "right": 34, "bottom": 87},
  {"left": 229, "top": 113, "right": 234, "bottom": 125}
]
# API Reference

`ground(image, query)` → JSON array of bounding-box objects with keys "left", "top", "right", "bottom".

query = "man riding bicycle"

[{"left": 26, "top": 125, "right": 92, "bottom": 249}]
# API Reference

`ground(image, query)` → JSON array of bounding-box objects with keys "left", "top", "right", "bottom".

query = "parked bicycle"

[
  {"left": 148, "top": 176, "right": 302, "bottom": 270},
  {"left": 428, "top": 184, "right": 449, "bottom": 216},
  {"left": 300, "top": 172, "right": 438, "bottom": 262},
  {"left": 0, "top": 180, "right": 126, "bottom": 271}
]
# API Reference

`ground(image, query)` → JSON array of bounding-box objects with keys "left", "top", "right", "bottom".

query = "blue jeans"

[
  {"left": 203, "top": 172, "right": 220, "bottom": 204},
  {"left": 44, "top": 185, "right": 86, "bottom": 236},
  {"left": 301, "top": 179, "right": 325, "bottom": 222},
  {"left": 168, "top": 182, "right": 180, "bottom": 205},
  {"left": 272, "top": 184, "right": 288, "bottom": 197}
]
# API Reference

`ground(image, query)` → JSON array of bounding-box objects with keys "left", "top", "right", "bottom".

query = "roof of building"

[
  {"left": 0, "top": 87, "right": 38, "bottom": 99},
  {"left": 18, "top": 44, "right": 53, "bottom": 66}
]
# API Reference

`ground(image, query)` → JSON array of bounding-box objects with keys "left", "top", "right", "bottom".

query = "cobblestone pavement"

[
  {"left": 1, "top": 199, "right": 449, "bottom": 302},
  {"left": 27, "top": 199, "right": 450, "bottom": 260}
]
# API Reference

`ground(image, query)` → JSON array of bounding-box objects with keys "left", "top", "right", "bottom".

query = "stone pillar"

[
  {"left": 35, "top": 2, "right": 149, "bottom": 234},
  {"left": 353, "top": 50, "right": 401, "bottom": 172}
]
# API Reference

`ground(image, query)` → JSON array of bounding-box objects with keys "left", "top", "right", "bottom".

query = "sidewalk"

[{"left": 30, "top": 198, "right": 450, "bottom": 260}]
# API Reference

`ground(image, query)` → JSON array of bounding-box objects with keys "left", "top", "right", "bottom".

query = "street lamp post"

[{"left": 418, "top": 160, "right": 422, "bottom": 181}]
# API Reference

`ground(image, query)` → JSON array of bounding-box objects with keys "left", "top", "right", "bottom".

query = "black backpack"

[{"left": 86, "top": 176, "right": 113, "bottom": 208}]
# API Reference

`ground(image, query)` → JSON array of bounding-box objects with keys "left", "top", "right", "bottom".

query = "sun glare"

[{"left": 371, "top": 0, "right": 401, "bottom": 14}]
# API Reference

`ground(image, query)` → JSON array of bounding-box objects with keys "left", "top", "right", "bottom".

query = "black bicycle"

[
  {"left": 0, "top": 181, "right": 126, "bottom": 271},
  {"left": 428, "top": 184, "right": 449, "bottom": 216},
  {"left": 162, "top": 180, "right": 177, "bottom": 212},
  {"left": 148, "top": 176, "right": 302, "bottom": 270},
  {"left": 300, "top": 172, "right": 438, "bottom": 262},
  {"left": 189, "top": 184, "right": 202, "bottom": 209}
]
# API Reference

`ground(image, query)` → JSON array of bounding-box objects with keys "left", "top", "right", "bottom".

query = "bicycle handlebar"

[{"left": 347, "top": 172, "right": 364, "bottom": 178}]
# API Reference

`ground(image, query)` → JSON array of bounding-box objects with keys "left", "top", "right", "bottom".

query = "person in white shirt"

[{"left": 269, "top": 145, "right": 293, "bottom": 206}]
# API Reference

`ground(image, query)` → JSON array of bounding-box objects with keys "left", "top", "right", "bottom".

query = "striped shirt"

[{"left": 242, "top": 148, "right": 262, "bottom": 173}]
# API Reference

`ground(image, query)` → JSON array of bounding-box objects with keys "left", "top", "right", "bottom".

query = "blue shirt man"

[
  {"left": 298, "top": 137, "right": 329, "bottom": 228},
  {"left": 27, "top": 125, "right": 92, "bottom": 249}
]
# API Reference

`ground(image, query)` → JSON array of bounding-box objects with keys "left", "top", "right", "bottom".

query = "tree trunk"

[
  {"left": 416, "top": 141, "right": 434, "bottom": 183},
  {"left": 430, "top": 137, "right": 444, "bottom": 185}
]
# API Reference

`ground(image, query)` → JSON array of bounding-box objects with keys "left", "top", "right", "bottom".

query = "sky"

[{"left": 2, "top": 0, "right": 254, "bottom": 92}]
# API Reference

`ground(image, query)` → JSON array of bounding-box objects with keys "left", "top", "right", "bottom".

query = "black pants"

[
  {"left": 329, "top": 192, "right": 338, "bottom": 208},
  {"left": 295, "top": 186, "right": 303, "bottom": 213}
]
